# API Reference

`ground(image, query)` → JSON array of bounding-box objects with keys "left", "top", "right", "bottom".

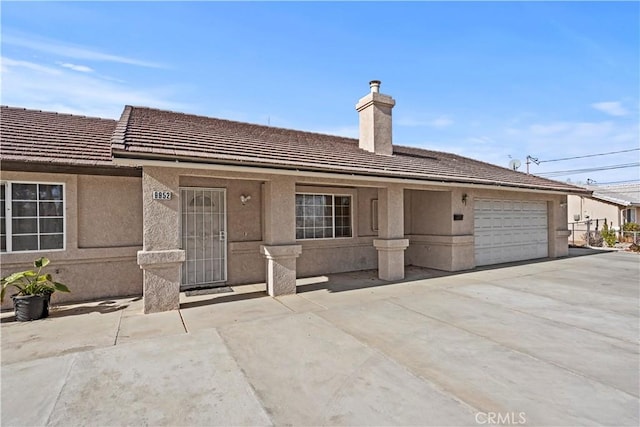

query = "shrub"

[
  {"left": 623, "top": 222, "right": 640, "bottom": 232},
  {"left": 601, "top": 223, "right": 617, "bottom": 247},
  {"left": 583, "top": 231, "right": 603, "bottom": 247}
]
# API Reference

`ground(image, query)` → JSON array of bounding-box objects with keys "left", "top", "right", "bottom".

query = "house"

[
  {"left": 590, "top": 184, "right": 639, "bottom": 225},
  {"left": 1, "top": 81, "right": 589, "bottom": 313},
  {"left": 567, "top": 183, "right": 640, "bottom": 243}
]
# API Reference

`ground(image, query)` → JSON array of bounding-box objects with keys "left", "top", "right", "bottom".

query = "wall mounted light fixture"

[
  {"left": 461, "top": 193, "right": 468, "bottom": 205},
  {"left": 240, "top": 194, "right": 251, "bottom": 205}
]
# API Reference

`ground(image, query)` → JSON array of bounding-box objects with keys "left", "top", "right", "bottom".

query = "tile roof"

[
  {"left": 1, "top": 106, "right": 117, "bottom": 166},
  {"left": 587, "top": 183, "right": 640, "bottom": 206},
  {"left": 112, "top": 106, "right": 587, "bottom": 193}
]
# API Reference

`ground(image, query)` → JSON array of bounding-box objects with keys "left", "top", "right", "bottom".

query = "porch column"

[
  {"left": 138, "top": 167, "right": 184, "bottom": 313},
  {"left": 548, "top": 197, "right": 570, "bottom": 258},
  {"left": 374, "top": 184, "right": 409, "bottom": 280},
  {"left": 260, "top": 176, "right": 302, "bottom": 296}
]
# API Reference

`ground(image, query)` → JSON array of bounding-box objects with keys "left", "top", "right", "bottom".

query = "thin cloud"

[
  {"left": 2, "top": 57, "right": 61, "bottom": 75},
  {"left": 528, "top": 121, "right": 615, "bottom": 139},
  {"left": 3, "top": 33, "right": 165, "bottom": 69},
  {"left": 529, "top": 122, "right": 572, "bottom": 136},
  {"left": 591, "top": 101, "right": 629, "bottom": 117},
  {"left": 397, "top": 115, "right": 454, "bottom": 128},
  {"left": 59, "top": 62, "right": 94, "bottom": 73},
  {"left": 308, "top": 125, "right": 359, "bottom": 138},
  {"left": 466, "top": 136, "right": 495, "bottom": 145},
  {"left": 2, "top": 56, "right": 188, "bottom": 119},
  {"left": 410, "top": 116, "right": 639, "bottom": 181}
]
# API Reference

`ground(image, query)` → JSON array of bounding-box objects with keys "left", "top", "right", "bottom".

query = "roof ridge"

[{"left": 111, "top": 105, "right": 133, "bottom": 150}]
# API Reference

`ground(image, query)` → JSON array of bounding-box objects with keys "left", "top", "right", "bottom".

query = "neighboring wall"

[
  {"left": 1, "top": 171, "right": 143, "bottom": 309},
  {"left": 567, "top": 195, "right": 620, "bottom": 226}
]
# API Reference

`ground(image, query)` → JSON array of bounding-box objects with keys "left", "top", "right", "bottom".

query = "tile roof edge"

[
  {"left": 0, "top": 156, "right": 127, "bottom": 168},
  {"left": 393, "top": 144, "right": 589, "bottom": 193},
  {"left": 111, "top": 150, "right": 591, "bottom": 194}
]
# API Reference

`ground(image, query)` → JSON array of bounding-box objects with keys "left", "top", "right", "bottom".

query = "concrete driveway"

[{"left": 2, "top": 250, "right": 639, "bottom": 426}]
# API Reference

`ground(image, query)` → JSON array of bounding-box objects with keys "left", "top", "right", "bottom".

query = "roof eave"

[{"left": 112, "top": 150, "right": 589, "bottom": 195}]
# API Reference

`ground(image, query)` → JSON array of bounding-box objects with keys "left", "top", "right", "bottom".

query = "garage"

[{"left": 474, "top": 199, "right": 548, "bottom": 266}]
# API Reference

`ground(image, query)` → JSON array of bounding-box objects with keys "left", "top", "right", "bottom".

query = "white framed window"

[
  {"left": 1, "top": 182, "right": 65, "bottom": 253},
  {"left": 295, "top": 193, "right": 352, "bottom": 240}
]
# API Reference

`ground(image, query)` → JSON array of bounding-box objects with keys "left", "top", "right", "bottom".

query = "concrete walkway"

[{"left": 2, "top": 250, "right": 639, "bottom": 426}]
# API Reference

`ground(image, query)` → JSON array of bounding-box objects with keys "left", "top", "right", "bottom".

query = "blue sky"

[{"left": 2, "top": 1, "right": 638, "bottom": 184}]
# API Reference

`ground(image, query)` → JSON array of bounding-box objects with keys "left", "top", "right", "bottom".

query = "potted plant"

[{"left": 1, "top": 257, "right": 70, "bottom": 321}]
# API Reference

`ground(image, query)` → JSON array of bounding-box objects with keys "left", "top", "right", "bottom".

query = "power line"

[
  {"left": 537, "top": 162, "right": 640, "bottom": 177},
  {"left": 538, "top": 148, "right": 640, "bottom": 163}
]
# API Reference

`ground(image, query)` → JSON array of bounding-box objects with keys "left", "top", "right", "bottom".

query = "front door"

[{"left": 180, "top": 188, "right": 227, "bottom": 289}]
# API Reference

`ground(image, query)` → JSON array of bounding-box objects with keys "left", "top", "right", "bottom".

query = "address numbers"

[{"left": 152, "top": 191, "right": 172, "bottom": 200}]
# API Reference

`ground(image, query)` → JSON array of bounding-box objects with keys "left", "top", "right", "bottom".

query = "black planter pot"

[
  {"left": 42, "top": 291, "right": 53, "bottom": 318},
  {"left": 12, "top": 294, "right": 47, "bottom": 322}
]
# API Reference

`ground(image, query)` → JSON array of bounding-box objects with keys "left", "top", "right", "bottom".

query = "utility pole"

[
  {"left": 526, "top": 155, "right": 539, "bottom": 174},
  {"left": 526, "top": 155, "right": 540, "bottom": 174}
]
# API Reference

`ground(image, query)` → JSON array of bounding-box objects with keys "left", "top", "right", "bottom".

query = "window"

[
  {"left": 295, "top": 193, "right": 352, "bottom": 239},
  {"left": 624, "top": 208, "right": 636, "bottom": 224},
  {"left": 1, "top": 182, "right": 65, "bottom": 252},
  {"left": 371, "top": 199, "right": 379, "bottom": 232}
]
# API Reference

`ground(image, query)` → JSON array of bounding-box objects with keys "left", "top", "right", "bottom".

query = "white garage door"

[{"left": 474, "top": 199, "right": 548, "bottom": 266}]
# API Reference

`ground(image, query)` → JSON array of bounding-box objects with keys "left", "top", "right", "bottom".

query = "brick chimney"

[{"left": 355, "top": 80, "right": 396, "bottom": 156}]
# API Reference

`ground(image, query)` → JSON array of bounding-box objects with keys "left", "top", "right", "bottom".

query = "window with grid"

[
  {"left": 1, "top": 182, "right": 65, "bottom": 252},
  {"left": 295, "top": 193, "right": 352, "bottom": 239}
]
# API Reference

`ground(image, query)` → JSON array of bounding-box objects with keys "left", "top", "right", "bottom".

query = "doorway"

[{"left": 180, "top": 188, "right": 227, "bottom": 289}]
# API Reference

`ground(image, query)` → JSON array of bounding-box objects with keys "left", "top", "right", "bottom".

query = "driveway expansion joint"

[{"left": 388, "top": 297, "right": 640, "bottom": 399}]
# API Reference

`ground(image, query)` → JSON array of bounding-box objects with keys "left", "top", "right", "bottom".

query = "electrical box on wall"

[{"left": 453, "top": 214, "right": 463, "bottom": 221}]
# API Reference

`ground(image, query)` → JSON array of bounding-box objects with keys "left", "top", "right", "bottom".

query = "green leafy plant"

[
  {"left": 601, "top": 222, "right": 616, "bottom": 247},
  {"left": 1, "top": 257, "right": 70, "bottom": 302},
  {"left": 623, "top": 222, "right": 640, "bottom": 232}
]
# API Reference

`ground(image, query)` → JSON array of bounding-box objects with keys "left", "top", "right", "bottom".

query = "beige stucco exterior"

[
  {"left": 0, "top": 171, "right": 142, "bottom": 310},
  {"left": 356, "top": 83, "right": 396, "bottom": 156},
  {"left": 568, "top": 195, "right": 623, "bottom": 227},
  {"left": 1, "top": 164, "right": 571, "bottom": 313}
]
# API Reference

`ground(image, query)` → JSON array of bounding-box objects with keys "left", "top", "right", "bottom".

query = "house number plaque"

[{"left": 152, "top": 191, "right": 172, "bottom": 200}]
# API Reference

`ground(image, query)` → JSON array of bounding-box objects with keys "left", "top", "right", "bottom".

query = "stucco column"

[
  {"left": 138, "top": 167, "right": 185, "bottom": 313},
  {"left": 374, "top": 185, "right": 409, "bottom": 280},
  {"left": 548, "top": 197, "right": 570, "bottom": 258},
  {"left": 261, "top": 176, "right": 301, "bottom": 296}
]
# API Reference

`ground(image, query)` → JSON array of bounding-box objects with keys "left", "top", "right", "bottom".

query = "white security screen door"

[{"left": 181, "top": 188, "right": 227, "bottom": 288}]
